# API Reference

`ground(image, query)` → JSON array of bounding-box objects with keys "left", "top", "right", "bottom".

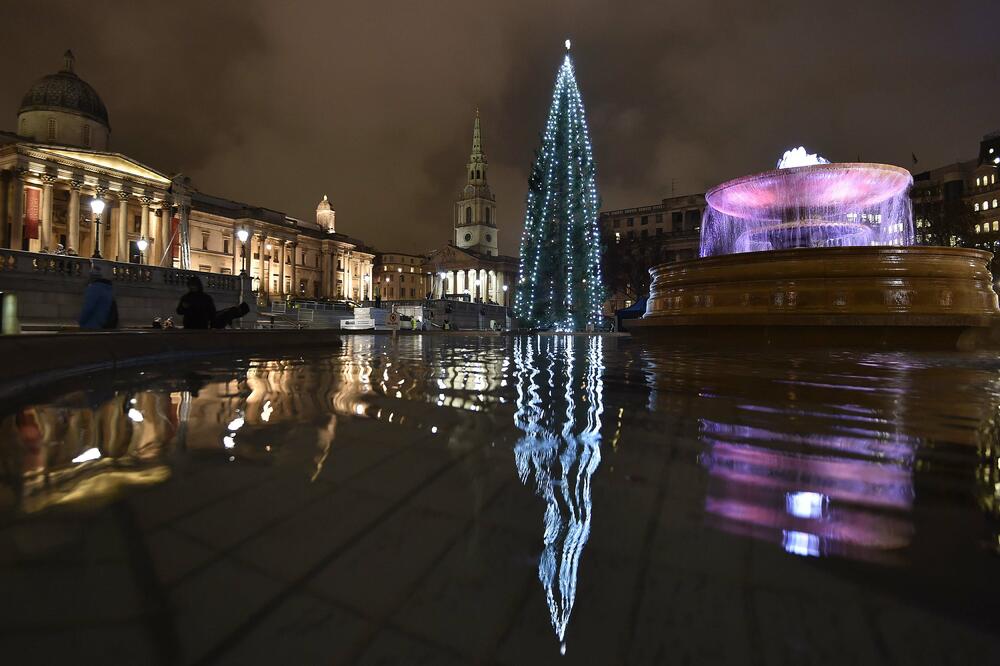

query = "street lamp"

[
  {"left": 90, "top": 197, "right": 105, "bottom": 259},
  {"left": 502, "top": 284, "right": 510, "bottom": 328},
  {"left": 236, "top": 228, "right": 249, "bottom": 275},
  {"left": 136, "top": 237, "right": 148, "bottom": 264}
]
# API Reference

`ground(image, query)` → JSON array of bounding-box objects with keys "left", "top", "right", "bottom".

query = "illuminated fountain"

[
  {"left": 632, "top": 147, "right": 1000, "bottom": 348},
  {"left": 700, "top": 148, "right": 914, "bottom": 256}
]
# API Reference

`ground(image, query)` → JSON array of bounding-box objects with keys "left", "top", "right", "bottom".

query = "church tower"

[{"left": 454, "top": 110, "right": 498, "bottom": 256}]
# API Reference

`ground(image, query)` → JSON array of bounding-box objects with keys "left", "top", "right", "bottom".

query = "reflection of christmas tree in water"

[{"left": 513, "top": 336, "right": 604, "bottom": 651}]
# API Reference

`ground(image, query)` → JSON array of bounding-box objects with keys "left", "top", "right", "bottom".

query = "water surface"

[{"left": 1, "top": 334, "right": 999, "bottom": 665}]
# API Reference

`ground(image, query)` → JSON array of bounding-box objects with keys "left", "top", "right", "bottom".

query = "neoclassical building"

[
  {"left": 0, "top": 51, "right": 373, "bottom": 302},
  {"left": 374, "top": 112, "right": 516, "bottom": 306}
]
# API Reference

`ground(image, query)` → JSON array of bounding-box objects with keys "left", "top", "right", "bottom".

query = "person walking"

[
  {"left": 176, "top": 275, "right": 216, "bottom": 329},
  {"left": 79, "top": 263, "right": 119, "bottom": 329}
]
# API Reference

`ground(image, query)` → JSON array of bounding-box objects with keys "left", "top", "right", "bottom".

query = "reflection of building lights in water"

[
  {"left": 71, "top": 447, "right": 102, "bottom": 464},
  {"left": 261, "top": 400, "right": 273, "bottom": 422},
  {"left": 783, "top": 530, "right": 821, "bottom": 557},
  {"left": 227, "top": 416, "right": 245, "bottom": 431},
  {"left": 513, "top": 336, "right": 605, "bottom": 649},
  {"left": 786, "top": 491, "right": 827, "bottom": 519},
  {"left": 223, "top": 434, "right": 236, "bottom": 449},
  {"left": 127, "top": 408, "right": 144, "bottom": 423}
]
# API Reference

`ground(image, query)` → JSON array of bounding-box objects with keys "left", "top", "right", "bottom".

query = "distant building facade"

[
  {"left": 911, "top": 132, "right": 1000, "bottom": 251},
  {"left": 375, "top": 251, "right": 429, "bottom": 301},
  {"left": 0, "top": 51, "right": 374, "bottom": 303},
  {"left": 599, "top": 193, "right": 705, "bottom": 313}
]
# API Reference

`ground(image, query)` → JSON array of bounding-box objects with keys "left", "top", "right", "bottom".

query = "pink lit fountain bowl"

[{"left": 700, "top": 163, "right": 915, "bottom": 257}]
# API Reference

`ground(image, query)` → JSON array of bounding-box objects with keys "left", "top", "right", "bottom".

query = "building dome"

[{"left": 19, "top": 51, "right": 109, "bottom": 127}]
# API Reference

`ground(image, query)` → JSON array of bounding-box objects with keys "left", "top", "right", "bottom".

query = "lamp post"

[
  {"left": 502, "top": 284, "right": 509, "bottom": 328},
  {"left": 136, "top": 237, "right": 148, "bottom": 265},
  {"left": 363, "top": 273, "right": 371, "bottom": 303},
  {"left": 236, "top": 228, "right": 249, "bottom": 275},
  {"left": 90, "top": 197, "right": 105, "bottom": 259}
]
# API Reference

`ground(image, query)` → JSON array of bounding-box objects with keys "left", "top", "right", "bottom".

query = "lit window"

[
  {"left": 993, "top": 199, "right": 997, "bottom": 208},
  {"left": 976, "top": 224, "right": 982, "bottom": 233},
  {"left": 977, "top": 177, "right": 982, "bottom": 187},
  {"left": 993, "top": 174, "right": 997, "bottom": 184},
  {"left": 614, "top": 232, "right": 621, "bottom": 243},
  {"left": 975, "top": 203, "right": 981, "bottom": 211},
  {"left": 46, "top": 117, "right": 56, "bottom": 141},
  {"left": 984, "top": 201, "right": 991, "bottom": 210},
  {"left": 994, "top": 220, "right": 999, "bottom": 231}
]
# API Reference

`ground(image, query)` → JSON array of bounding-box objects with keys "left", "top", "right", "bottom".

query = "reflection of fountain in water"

[
  {"left": 700, "top": 419, "right": 917, "bottom": 561},
  {"left": 513, "top": 336, "right": 604, "bottom": 651}
]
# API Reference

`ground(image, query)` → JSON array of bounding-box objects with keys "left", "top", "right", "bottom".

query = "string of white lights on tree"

[{"left": 515, "top": 41, "right": 604, "bottom": 331}]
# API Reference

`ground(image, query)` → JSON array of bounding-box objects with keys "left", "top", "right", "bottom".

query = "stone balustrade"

[{"left": 0, "top": 249, "right": 254, "bottom": 329}]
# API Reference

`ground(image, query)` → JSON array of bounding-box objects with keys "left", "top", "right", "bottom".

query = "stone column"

[
  {"left": 158, "top": 203, "right": 172, "bottom": 267},
  {"left": 115, "top": 191, "right": 129, "bottom": 262},
  {"left": 139, "top": 197, "right": 151, "bottom": 264},
  {"left": 261, "top": 237, "right": 271, "bottom": 298},
  {"left": 67, "top": 181, "right": 82, "bottom": 255},
  {"left": 10, "top": 170, "right": 25, "bottom": 251},
  {"left": 253, "top": 233, "right": 262, "bottom": 286},
  {"left": 277, "top": 241, "right": 286, "bottom": 296},
  {"left": 40, "top": 175, "right": 55, "bottom": 252},
  {"left": 321, "top": 248, "right": 331, "bottom": 299},
  {"left": 0, "top": 171, "right": 8, "bottom": 250},
  {"left": 289, "top": 242, "right": 298, "bottom": 297},
  {"left": 345, "top": 254, "right": 353, "bottom": 300},
  {"left": 178, "top": 204, "right": 191, "bottom": 269}
]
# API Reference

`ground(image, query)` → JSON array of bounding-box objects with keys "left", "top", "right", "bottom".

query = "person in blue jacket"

[{"left": 78, "top": 264, "right": 119, "bottom": 329}]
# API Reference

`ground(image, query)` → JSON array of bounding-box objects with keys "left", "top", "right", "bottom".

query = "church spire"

[
  {"left": 467, "top": 109, "right": 487, "bottom": 186},
  {"left": 471, "top": 108, "right": 483, "bottom": 162}
]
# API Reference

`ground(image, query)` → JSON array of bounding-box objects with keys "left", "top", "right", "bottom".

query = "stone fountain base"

[{"left": 628, "top": 246, "right": 1000, "bottom": 349}]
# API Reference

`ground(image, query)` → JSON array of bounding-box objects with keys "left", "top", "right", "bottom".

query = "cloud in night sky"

[{"left": 2, "top": 0, "right": 999, "bottom": 255}]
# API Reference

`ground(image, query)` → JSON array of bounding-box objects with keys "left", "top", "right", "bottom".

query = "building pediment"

[
  {"left": 426, "top": 243, "right": 516, "bottom": 271},
  {"left": 24, "top": 144, "right": 171, "bottom": 185}
]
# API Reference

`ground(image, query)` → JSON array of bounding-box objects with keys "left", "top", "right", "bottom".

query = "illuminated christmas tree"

[{"left": 515, "top": 41, "right": 604, "bottom": 331}]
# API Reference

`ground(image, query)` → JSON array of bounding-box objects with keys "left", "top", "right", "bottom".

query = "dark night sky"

[{"left": 3, "top": 1, "right": 999, "bottom": 256}]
